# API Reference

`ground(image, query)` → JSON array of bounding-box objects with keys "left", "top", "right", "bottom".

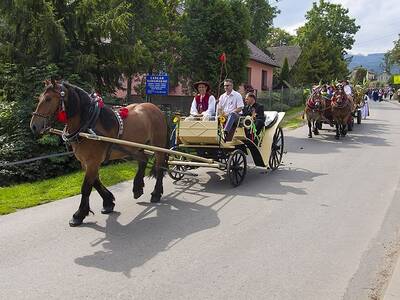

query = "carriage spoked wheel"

[
  {"left": 168, "top": 148, "right": 186, "bottom": 181},
  {"left": 226, "top": 149, "right": 247, "bottom": 187},
  {"left": 269, "top": 127, "right": 284, "bottom": 170}
]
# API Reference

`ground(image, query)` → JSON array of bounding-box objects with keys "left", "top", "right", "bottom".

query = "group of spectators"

[{"left": 367, "top": 87, "right": 397, "bottom": 102}]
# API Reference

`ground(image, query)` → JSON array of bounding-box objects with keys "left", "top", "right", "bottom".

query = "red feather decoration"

[
  {"left": 219, "top": 52, "right": 226, "bottom": 63},
  {"left": 56, "top": 110, "right": 68, "bottom": 123},
  {"left": 119, "top": 107, "right": 129, "bottom": 119}
]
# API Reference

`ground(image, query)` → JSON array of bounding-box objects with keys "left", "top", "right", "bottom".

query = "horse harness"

[{"left": 33, "top": 82, "right": 124, "bottom": 144}]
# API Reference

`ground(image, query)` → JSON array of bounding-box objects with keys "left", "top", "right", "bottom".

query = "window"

[
  {"left": 261, "top": 70, "right": 268, "bottom": 91},
  {"left": 246, "top": 67, "right": 252, "bottom": 85}
]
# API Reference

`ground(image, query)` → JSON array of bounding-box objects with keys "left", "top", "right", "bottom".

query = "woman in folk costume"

[{"left": 189, "top": 81, "right": 216, "bottom": 120}]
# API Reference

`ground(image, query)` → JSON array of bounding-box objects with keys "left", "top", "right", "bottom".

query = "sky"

[{"left": 272, "top": 0, "right": 400, "bottom": 55}]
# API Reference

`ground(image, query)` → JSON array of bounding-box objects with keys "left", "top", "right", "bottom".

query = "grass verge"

[
  {"left": 281, "top": 105, "right": 306, "bottom": 129},
  {"left": 0, "top": 161, "right": 137, "bottom": 215}
]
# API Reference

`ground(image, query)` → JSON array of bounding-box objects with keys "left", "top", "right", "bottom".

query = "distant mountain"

[{"left": 346, "top": 53, "right": 400, "bottom": 74}]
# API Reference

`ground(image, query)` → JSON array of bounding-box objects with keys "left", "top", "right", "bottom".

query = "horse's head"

[
  {"left": 30, "top": 79, "right": 84, "bottom": 136},
  {"left": 332, "top": 86, "right": 347, "bottom": 106},
  {"left": 307, "top": 90, "right": 324, "bottom": 111}
]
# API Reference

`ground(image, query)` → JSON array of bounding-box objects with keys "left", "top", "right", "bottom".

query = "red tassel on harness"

[
  {"left": 56, "top": 110, "right": 68, "bottom": 123},
  {"left": 119, "top": 107, "right": 129, "bottom": 119},
  {"left": 219, "top": 52, "right": 226, "bottom": 63}
]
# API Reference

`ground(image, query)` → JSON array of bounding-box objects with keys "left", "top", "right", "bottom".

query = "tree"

[
  {"left": 121, "top": 0, "right": 184, "bottom": 101},
  {"left": 353, "top": 67, "right": 368, "bottom": 85},
  {"left": 278, "top": 57, "right": 290, "bottom": 87},
  {"left": 292, "top": 33, "right": 348, "bottom": 85},
  {"left": 244, "top": 0, "right": 279, "bottom": 48},
  {"left": 264, "top": 27, "right": 296, "bottom": 48},
  {"left": 296, "top": 0, "right": 359, "bottom": 55},
  {"left": 389, "top": 34, "right": 400, "bottom": 66},
  {"left": 381, "top": 52, "right": 393, "bottom": 74},
  {"left": 293, "top": 0, "right": 359, "bottom": 85},
  {"left": 0, "top": 0, "right": 181, "bottom": 185},
  {"left": 181, "top": 0, "right": 251, "bottom": 93}
]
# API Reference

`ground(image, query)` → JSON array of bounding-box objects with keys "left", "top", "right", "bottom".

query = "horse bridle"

[{"left": 32, "top": 84, "right": 66, "bottom": 121}]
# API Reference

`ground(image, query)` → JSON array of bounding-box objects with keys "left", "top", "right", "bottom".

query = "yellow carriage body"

[{"left": 175, "top": 112, "right": 285, "bottom": 167}]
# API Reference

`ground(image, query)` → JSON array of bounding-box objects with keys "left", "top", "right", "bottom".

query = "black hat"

[{"left": 193, "top": 81, "right": 211, "bottom": 92}]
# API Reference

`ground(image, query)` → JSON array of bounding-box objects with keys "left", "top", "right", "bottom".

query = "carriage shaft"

[
  {"left": 168, "top": 161, "right": 222, "bottom": 168},
  {"left": 49, "top": 128, "right": 215, "bottom": 164}
]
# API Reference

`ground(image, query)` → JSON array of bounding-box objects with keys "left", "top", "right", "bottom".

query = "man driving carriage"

[{"left": 217, "top": 78, "right": 244, "bottom": 141}]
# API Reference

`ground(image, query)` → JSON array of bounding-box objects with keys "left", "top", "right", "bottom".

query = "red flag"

[{"left": 219, "top": 52, "right": 226, "bottom": 63}]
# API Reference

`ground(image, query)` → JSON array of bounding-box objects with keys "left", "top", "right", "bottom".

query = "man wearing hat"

[{"left": 189, "top": 81, "right": 216, "bottom": 120}]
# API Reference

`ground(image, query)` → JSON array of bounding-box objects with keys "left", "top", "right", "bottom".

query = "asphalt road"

[{"left": 1, "top": 100, "right": 400, "bottom": 300}]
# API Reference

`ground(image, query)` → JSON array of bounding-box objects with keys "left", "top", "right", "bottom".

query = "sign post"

[
  {"left": 145, "top": 75, "right": 169, "bottom": 100},
  {"left": 393, "top": 74, "right": 400, "bottom": 85}
]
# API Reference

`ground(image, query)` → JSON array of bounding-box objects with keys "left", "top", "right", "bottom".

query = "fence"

[
  {"left": 257, "top": 87, "right": 305, "bottom": 112},
  {"left": 121, "top": 87, "right": 306, "bottom": 126}
]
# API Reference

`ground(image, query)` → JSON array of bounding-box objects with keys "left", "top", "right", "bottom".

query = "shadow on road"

[
  {"left": 74, "top": 164, "right": 324, "bottom": 277},
  {"left": 75, "top": 198, "right": 220, "bottom": 277},
  {"left": 170, "top": 166, "right": 326, "bottom": 200}
]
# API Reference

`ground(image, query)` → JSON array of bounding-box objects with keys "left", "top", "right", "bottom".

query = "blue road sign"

[{"left": 145, "top": 75, "right": 169, "bottom": 95}]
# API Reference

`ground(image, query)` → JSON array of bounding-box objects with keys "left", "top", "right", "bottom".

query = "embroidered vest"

[{"left": 195, "top": 93, "right": 210, "bottom": 113}]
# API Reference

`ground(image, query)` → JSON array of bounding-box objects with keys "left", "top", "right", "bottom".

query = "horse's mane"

[{"left": 63, "top": 82, "right": 116, "bottom": 131}]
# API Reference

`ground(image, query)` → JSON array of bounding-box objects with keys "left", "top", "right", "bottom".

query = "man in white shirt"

[
  {"left": 342, "top": 80, "right": 353, "bottom": 100},
  {"left": 217, "top": 79, "right": 244, "bottom": 140}
]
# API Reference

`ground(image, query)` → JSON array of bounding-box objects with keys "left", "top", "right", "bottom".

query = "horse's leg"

[
  {"left": 335, "top": 121, "right": 340, "bottom": 140},
  {"left": 341, "top": 121, "right": 348, "bottom": 136},
  {"left": 150, "top": 152, "right": 166, "bottom": 203},
  {"left": 133, "top": 156, "right": 148, "bottom": 199},
  {"left": 93, "top": 177, "right": 115, "bottom": 214},
  {"left": 312, "top": 120, "right": 319, "bottom": 135},
  {"left": 308, "top": 120, "right": 312, "bottom": 138},
  {"left": 70, "top": 164, "right": 99, "bottom": 227}
]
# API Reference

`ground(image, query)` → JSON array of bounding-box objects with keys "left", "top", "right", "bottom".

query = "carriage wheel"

[
  {"left": 168, "top": 164, "right": 186, "bottom": 181},
  {"left": 168, "top": 148, "right": 186, "bottom": 181},
  {"left": 269, "top": 127, "right": 284, "bottom": 170},
  {"left": 226, "top": 149, "right": 247, "bottom": 187}
]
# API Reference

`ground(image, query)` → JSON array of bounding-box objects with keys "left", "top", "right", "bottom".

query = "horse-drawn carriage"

[
  {"left": 168, "top": 111, "right": 285, "bottom": 186},
  {"left": 305, "top": 85, "right": 355, "bottom": 139},
  {"left": 30, "top": 80, "right": 286, "bottom": 226}
]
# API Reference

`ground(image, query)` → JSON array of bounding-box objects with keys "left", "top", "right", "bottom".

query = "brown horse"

[
  {"left": 304, "top": 89, "right": 326, "bottom": 138},
  {"left": 30, "top": 80, "right": 168, "bottom": 226},
  {"left": 331, "top": 86, "right": 353, "bottom": 140}
]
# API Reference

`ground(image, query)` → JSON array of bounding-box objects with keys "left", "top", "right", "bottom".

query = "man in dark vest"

[
  {"left": 242, "top": 92, "right": 265, "bottom": 136},
  {"left": 188, "top": 81, "right": 216, "bottom": 120}
]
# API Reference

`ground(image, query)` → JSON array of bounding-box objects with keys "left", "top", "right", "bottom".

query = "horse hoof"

[
  {"left": 101, "top": 204, "right": 115, "bottom": 214},
  {"left": 308, "top": 134, "right": 312, "bottom": 138},
  {"left": 150, "top": 195, "right": 161, "bottom": 203},
  {"left": 133, "top": 189, "right": 143, "bottom": 199},
  {"left": 69, "top": 217, "right": 83, "bottom": 227}
]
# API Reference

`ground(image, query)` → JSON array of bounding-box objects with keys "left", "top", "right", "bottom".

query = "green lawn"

[
  {"left": 281, "top": 105, "right": 306, "bottom": 129},
  {"left": 0, "top": 161, "right": 137, "bottom": 215},
  {"left": 0, "top": 108, "right": 306, "bottom": 215}
]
